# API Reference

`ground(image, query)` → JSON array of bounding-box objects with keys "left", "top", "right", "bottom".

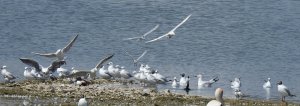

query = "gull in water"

[
  {"left": 32, "top": 34, "right": 79, "bottom": 60},
  {"left": 263, "top": 78, "right": 272, "bottom": 88},
  {"left": 145, "top": 14, "right": 192, "bottom": 43},
  {"left": 1, "top": 66, "right": 16, "bottom": 83},
  {"left": 195, "top": 74, "right": 219, "bottom": 88},
  {"left": 152, "top": 70, "right": 168, "bottom": 84},
  {"left": 90, "top": 54, "right": 114, "bottom": 79},
  {"left": 78, "top": 95, "right": 88, "bottom": 106},
  {"left": 172, "top": 77, "right": 178, "bottom": 88},
  {"left": 19, "top": 58, "right": 66, "bottom": 76},
  {"left": 277, "top": 81, "right": 295, "bottom": 102},
  {"left": 125, "top": 50, "right": 148, "bottom": 65},
  {"left": 234, "top": 89, "right": 244, "bottom": 99},
  {"left": 231, "top": 77, "right": 241, "bottom": 90},
  {"left": 184, "top": 76, "right": 191, "bottom": 93},
  {"left": 207, "top": 88, "right": 224, "bottom": 106},
  {"left": 123, "top": 24, "right": 159, "bottom": 41},
  {"left": 99, "top": 66, "right": 112, "bottom": 80},
  {"left": 179, "top": 73, "right": 187, "bottom": 88}
]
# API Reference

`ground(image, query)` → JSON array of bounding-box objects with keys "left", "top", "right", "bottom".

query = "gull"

[
  {"left": 19, "top": 58, "right": 66, "bottom": 75},
  {"left": 234, "top": 89, "right": 244, "bottom": 99},
  {"left": 125, "top": 50, "right": 148, "bottom": 65},
  {"left": 120, "top": 66, "right": 133, "bottom": 79},
  {"left": 90, "top": 54, "right": 114, "bottom": 79},
  {"left": 57, "top": 67, "right": 71, "bottom": 78},
  {"left": 24, "top": 67, "right": 37, "bottom": 79},
  {"left": 207, "top": 88, "right": 224, "bottom": 106},
  {"left": 99, "top": 66, "right": 112, "bottom": 79},
  {"left": 184, "top": 76, "right": 191, "bottom": 92},
  {"left": 123, "top": 24, "right": 159, "bottom": 41},
  {"left": 145, "top": 14, "right": 192, "bottom": 43},
  {"left": 152, "top": 70, "right": 168, "bottom": 84},
  {"left": 179, "top": 73, "right": 187, "bottom": 87},
  {"left": 277, "top": 81, "right": 296, "bottom": 102},
  {"left": 78, "top": 95, "right": 88, "bottom": 106},
  {"left": 195, "top": 74, "right": 219, "bottom": 88},
  {"left": 1, "top": 66, "right": 16, "bottom": 82},
  {"left": 231, "top": 77, "right": 241, "bottom": 90},
  {"left": 172, "top": 77, "right": 178, "bottom": 88},
  {"left": 263, "top": 78, "right": 272, "bottom": 88},
  {"left": 32, "top": 34, "right": 79, "bottom": 60}
]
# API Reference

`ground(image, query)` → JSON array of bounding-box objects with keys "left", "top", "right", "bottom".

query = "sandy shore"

[{"left": 0, "top": 79, "right": 298, "bottom": 106}]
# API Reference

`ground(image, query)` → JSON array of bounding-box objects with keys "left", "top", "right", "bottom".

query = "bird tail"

[
  {"left": 213, "top": 76, "right": 219, "bottom": 82},
  {"left": 290, "top": 94, "right": 296, "bottom": 97}
]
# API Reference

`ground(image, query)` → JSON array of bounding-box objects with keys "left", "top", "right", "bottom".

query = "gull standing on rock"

[
  {"left": 179, "top": 73, "right": 187, "bottom": 88},
  {"left": 146, "top": 14, "right": 192, "bottom": 43},
  {"left": 24, "top": 67, "right": 37, "bottom": 79},
  {"left": 207, "top": 88, "right": 224, "bottom": 106},
  {"left": 32, "top": 34, "right": 79, "bottom": 60},
  {"left": 120, "top": 66, "right": 133, "bottom": 79},
  {"left": 1, "top": 66, "right": 16, "bottom": 82},
  {"left": 172, "top": 77, "right": 178, "bottom": 88},
  {"left": 277, "top": 81, "right": 296, "bottom": 102},
  {"left": 99, "top": 66, "right": 112, "bottom": 80},
  {"left": 123, "top": 24, "right": 159, "bottom": 41}
]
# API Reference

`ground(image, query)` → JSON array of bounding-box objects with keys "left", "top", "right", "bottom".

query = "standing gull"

[
  {"left": 123, "top": 25, "right": 159, "bottom": 41},
  {"left": 172, "top": 77, "right": 178, "bottom": 88},
  {"left": 32, "top": 34, "right": 79, "bottom": 60},
  {"left": 99, "top": 66, "right": 112, "bottom": 79},
  {"left": 277, "top": 81, "right": 295, "bottom": 102},
  {"left": 90, "top": 54, "right": 114, "bottom": 79},
  {"left": 19, "top": 58, "right": 66, "bottom": 76},
  {"left": 179, "top": 73, "right": 187, "bottom": 88},
  {"left": 263, "top": 78, "right": 272, "bottom": 88},
  {"left": 120, "top": 66, "right": 133, "bottom": 79},
  {"left": 1, "top": 66, "right": 16, "bottom": 82},
  {"left": 146, "top": 14, "right": 192, "bottom": 43}
]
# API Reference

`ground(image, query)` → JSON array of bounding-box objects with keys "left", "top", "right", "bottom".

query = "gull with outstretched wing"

[{"left": 123, "top": 25, "right": 159, "bottom": 41}]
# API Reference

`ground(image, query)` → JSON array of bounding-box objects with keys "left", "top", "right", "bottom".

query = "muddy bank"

[{"left": 0, "top": 79, "right": 298, "bottom": 106}]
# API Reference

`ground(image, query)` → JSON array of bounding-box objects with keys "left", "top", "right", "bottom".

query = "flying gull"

[
  {"left": 125, "top": 50, "right": 148, "bottom": 65},
  {"left": 90, "top": 54, "right": 114, "bottom": 79},
  {"left": 32, "top": 34, "right": 79, "bottom": 60},
  {"left": 19, "top": 58, "right": 66, "bottom": 75},
  {"left": 123, "top": 24, "right": 159, "bottom": 41},
  {"left": 145, "top": 14, "right": 192, "bottom": 43}
]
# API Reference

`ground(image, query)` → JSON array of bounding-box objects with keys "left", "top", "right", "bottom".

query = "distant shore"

[{"left": 0, "top": 79, "right": 298, "bottom": 106}]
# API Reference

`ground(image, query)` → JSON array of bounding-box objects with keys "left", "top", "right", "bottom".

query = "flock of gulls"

[{"left": 0, "top": 14, "right": 297, "bottom": 106}]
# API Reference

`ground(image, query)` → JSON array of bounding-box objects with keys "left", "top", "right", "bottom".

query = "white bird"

[
  {"left": 179, "top": 73, "right": 187, "bottom": 87},
  {"left": 24, "top": 67, "right": 37, "bottom": 79},
  {"left": 78, "top": 95, "right": 88, "bottom": 106},
  {"left": 90, "top": 54, "right": 114, "bottom": 79},
  {"left": 125, "top": 50, "right": 148, "bottom": 65},
  {"left": 263, "top": 78, "right": 272, "bottom": 88},
  {"left": 277, "top": 81, "right": 295, "bottom": 102},
  {"left": 99, "top": 66, "right": 112, "bottom": 79},
  {"left": 234, "top": 89, "right": 244, "bottom": 99},
  {"left": 231, "top": 77, "right": 241, "bottom": 90},
  {"left": 172, "top": 77, "right": 178, "bottom": 88},
  {"left": 146, "top": 14, "right": 192, "bottom": 43},
  {"left": 196, "top": 74, "right": 219, "bottom": 88},
  {"left": 152, "top": 70, "right": 168, "bottom": 84},
  {"left": 207, "top": 88, "right": 224, "bottom": 106},
  {"left": 123, "top": 25, "right": 159, "bottom": 41},
  {"left": 1, "top": 66, "right": 16, "bottom": 82},
  {"left": 19, "top": 58, "right": 66, "bottom": 75},
  {"left": 32, "top": 34, "right": 79, "bottom": 60},
  {"left": 57, "top": 67, "right": 71, "bottom": 78},
  {"left": 120, "top": 66, "right": 133, "bottom": 79}
]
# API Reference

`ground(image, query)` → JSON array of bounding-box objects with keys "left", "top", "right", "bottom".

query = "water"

[{"left": 0, "top": 0, "right": 300, "bottom": 104}]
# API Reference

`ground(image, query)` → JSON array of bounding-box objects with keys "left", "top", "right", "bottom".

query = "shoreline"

[{"left": 0, "top": 79, "right": 298, "bottom": 106}]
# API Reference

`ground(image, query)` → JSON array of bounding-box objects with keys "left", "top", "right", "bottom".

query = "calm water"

[{"left": 0, "top": 0, "right": 300, "bottom": 104}]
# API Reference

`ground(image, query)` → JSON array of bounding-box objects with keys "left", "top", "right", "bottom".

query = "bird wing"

[
  {"left": 62, "top": 34, "right": 79, "bottom": 53},
  {"left": 48, "top": 60, "right": 66, "bottom": 73},
  {"left": 123, "top": 37, "right": 142, "bottom": 41},
  {"left": 145, "top": 33, "right": 169, "bottom": 43},
  {"left": 136, "top": 50, "right": 148, "bottom": 62},
  {"left": 142, "top": 24, "right": 159, "bottom": 38},
  {"left": 124, "top": 51, "right": 135, "bottom": 60},
  {"left": 284, "top": 87, "right": 295, "bottom": 96},
  {"left": 95, "top": 54, "right": 114, "bottom": 69},
  {"left": 32, "top": 52, "right": 57, "bottom": 58},
  {"left": 19, "top": 58, "right": 42, "bottom": 72},
  {"left": 170, "top": 14, "right": 192, "bottom": 32},
  {"left": 209, "top": 76, "right": 219, "bottom": 83}
]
